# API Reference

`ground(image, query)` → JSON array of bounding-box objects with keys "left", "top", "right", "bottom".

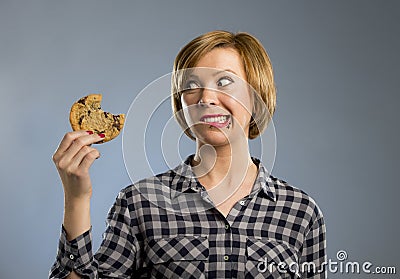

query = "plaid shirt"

[{"left": 50, "top": 155, "right": 326, "bottom": 279}]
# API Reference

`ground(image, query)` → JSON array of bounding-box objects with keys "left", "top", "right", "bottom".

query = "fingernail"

[
  {"left": 98, "top": 133, "right": 105, "bottom": 138},
  {"left": 86, "top": 131, "right": 94, "bottom": 135}
]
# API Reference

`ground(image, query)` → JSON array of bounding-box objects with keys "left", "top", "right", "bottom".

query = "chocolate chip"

[
  {"left": 112, "top": 122, "right": 120, "bottom": 128},
  {"left": 104, "top": 112, "right": 108, "bottom": 118},
  {"left": 88, "top": 110, "right": 91, "bottom": 116},
  {"left": 78, "top": 115, "right": 84, "bottom": 125}
]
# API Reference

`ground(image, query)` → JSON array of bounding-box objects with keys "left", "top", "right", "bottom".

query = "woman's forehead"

[{"left": 194, "top": 48, "right": 246, "bottom": 79}]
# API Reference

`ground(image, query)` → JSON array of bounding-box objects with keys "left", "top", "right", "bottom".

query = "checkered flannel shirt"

[{"left": 49, "top": 155, "right": 326, "bottom": 278}]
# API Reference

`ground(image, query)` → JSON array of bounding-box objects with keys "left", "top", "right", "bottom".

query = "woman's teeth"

[{"left": 202, "top": 116, "right": 228, "bottom": 123}]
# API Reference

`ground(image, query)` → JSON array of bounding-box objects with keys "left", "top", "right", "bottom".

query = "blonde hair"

[{"left": 171, "top": 30, "right": 276, "bottom": 140}]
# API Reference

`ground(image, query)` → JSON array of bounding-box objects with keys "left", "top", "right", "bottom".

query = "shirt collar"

[{"left": 171, "top": 155, "right": 276, "bottom": 202}]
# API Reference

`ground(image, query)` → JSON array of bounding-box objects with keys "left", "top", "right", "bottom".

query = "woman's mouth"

[{"left": 199, "top": 114, "right": 231, "bottom": 129}]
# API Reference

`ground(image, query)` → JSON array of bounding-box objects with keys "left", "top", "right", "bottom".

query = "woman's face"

[{"left": 181, "top": 47, "right": 253, "bottom": 146}]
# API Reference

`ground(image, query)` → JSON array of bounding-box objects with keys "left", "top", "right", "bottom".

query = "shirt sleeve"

[
  {"left": 49, "top": 190, "right": 137, "bottom": 279},
  {"left": 299, "top": 207, "right": 327, "bottom": 279},
  {"left": 48, "top": 226, "right": 94, "bottom": 279}
]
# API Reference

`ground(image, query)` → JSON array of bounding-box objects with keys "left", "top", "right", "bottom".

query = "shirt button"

[
  {"left": 69, "top": 254, "right": 75, "bottom": 260},
  {"left": 224, "top": 255, "right": 230, "bottom": 261},
  {"left": 239, "top": 200, "right": 246, "bottom": 206},
  {"left": 225, "top": 224, "right": 230, "bottom": 230}
]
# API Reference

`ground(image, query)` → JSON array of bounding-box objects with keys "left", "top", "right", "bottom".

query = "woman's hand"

[
  {"left": 52, "top": 130, "right": 104, "bottom": 241},
  {"left": 53, "top": 131, "right": 104, "bottom": 200}
]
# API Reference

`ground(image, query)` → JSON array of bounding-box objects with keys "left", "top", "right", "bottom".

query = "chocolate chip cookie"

[{"left": 69, "top": 94, "right": 125, "bottom": 143}]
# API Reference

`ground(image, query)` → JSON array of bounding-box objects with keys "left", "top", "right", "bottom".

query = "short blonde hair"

[{"left": 171, "top": 30, "right": 276, "bottom": 140}]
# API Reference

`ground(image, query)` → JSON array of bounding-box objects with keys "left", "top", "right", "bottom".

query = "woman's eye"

[
  {"left": 185, "top": 81, "right": 200, "bottom": 90},
  {"left": 217, "top": 77, "right": 234, "bottom": 87}
]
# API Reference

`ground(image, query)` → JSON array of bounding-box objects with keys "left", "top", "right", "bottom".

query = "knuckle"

[
  {"left": 81, "top": 145, "right": 91, "bottom": 153},
  {"left": 86, "top": 151, "right": 97, "bottom": 160},
  {"left": 92, "top": 149, "right": 100, "bottom": 157},
  {"left": 74, "top": 138, "right": 85, "bottom": 147},
  {"left": 64, "top": 132, "right": 74, "bottom": 141},
  {"left": 65, "top": 166, "right": 75, "bottom": 176},
  {"left": 74, "top": 164, "right": 90, "bottom": 177},
  {"left": 76, "top": 168, "right": 89, "bottom": 177},
  {"left": 66, "top": 166, "right": 87, "bottom": 178},
  {"left": 56, "top": 159, "right": 67, "bottom": 170},
  {"left": 73, "top": 168, "right": 83, "bottom": 177}
]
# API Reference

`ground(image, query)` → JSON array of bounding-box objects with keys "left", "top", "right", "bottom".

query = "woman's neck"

[
  {"left": 192, "top": 139, "right": 255, "bottom": 189},
  {"left": 191, "top": 139, "right": 258, "bottom": 208}
]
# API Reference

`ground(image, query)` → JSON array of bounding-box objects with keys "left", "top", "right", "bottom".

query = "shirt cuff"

[{"left": 51, "top": 226, "right": 93, "bottom": 277}]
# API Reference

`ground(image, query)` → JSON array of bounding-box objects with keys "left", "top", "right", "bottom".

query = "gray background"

[{"left": 0, "top": 1, "right": 399, "bottom": 278}]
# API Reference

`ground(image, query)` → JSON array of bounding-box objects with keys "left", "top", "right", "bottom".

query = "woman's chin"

[{"left": 193, "top": 128, "right": 231, "bottom": 147}]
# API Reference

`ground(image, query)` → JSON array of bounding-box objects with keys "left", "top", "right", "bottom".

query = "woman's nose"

[{"left": 199, "top": 87, "right": 219, "bottom": 106}]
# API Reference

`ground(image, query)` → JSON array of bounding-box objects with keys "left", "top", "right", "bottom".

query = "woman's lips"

[{"left": 199, "top": 114, "right": 231, "bottom": 128}]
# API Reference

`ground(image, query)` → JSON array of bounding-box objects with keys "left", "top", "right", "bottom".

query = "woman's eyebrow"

[
  {"left": 187, "top": 74, "right": 199, "bottom": 79},
  {"left": 187, "top": 69, "right": 237, "bottom": 79},
  {"left": 212, "top": 69, "right": 238, "bottom": 76}
]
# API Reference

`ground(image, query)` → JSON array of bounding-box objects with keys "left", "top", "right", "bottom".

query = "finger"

[
  {"left": 60, "top": 133, "right": 104, "bottom": 164},
  {"left": 79, "top": 149, "right": 101, "bottom": 170},
  {"left": 53, "top": 131, "right": 93, "bottom": 161},
  {"left": 69, "top": 145, "right": 100, "bottom": 171}
]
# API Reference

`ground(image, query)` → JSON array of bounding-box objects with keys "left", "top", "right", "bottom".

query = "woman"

[{"left": 50, "top": 30, "right": 326, "bottom": 278}]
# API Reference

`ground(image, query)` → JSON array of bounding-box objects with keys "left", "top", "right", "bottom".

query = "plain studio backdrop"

[{"left": 0, "top": 1, "right": 399, "bottom": 278}]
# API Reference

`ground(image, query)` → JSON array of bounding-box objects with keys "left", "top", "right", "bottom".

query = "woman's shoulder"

[
  {"left": 117, "top": 167, "right": 185, "bottom": 206},
  {"left": 119, "top": 156, "right": 196, "bottom": 197},
  {"left": 266, "top": 174, "right": 325, "bottom": 222}
]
